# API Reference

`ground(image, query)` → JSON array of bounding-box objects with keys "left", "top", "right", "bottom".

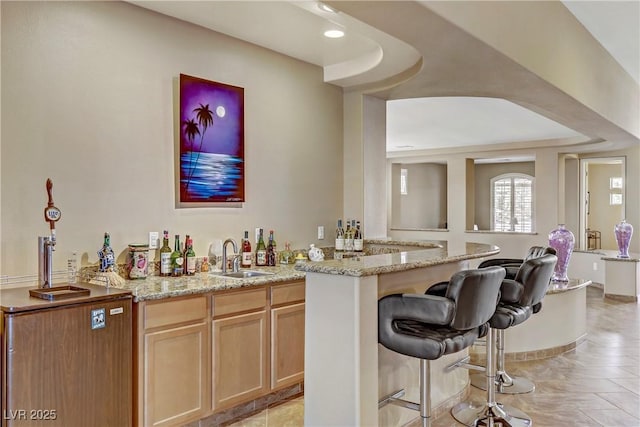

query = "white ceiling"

[{"left": 130, "top": 1, "right": 639, "bottom": 153}]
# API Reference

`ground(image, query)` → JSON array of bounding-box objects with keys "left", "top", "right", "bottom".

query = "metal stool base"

[
  {"left": 470, "top": 373, "right": 536, "bottom": 394},
  {"left": 451, "top": 401, "right": 532, "bottom": 427}
]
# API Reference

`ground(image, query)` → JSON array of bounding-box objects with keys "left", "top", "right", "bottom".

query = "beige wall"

[
  {"left": 1, "top": 2, "right": 343, "bottom": 277},
  {"left": 390, "top": 163, "right": 447, "bottom": 229}
]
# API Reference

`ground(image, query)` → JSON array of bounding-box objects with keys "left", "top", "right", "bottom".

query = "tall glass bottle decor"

[
  {"left": 548, "top": 224, "right": 574, "bottom": 282},
  {"left": 614, "top": 219, "right": 633, "bottom": 258}
]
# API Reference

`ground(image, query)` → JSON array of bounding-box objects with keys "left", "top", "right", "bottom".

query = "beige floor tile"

[
  {"left": 596, "top": 392, "right": 640, "bottom": 418},
  {"left": 581, "top": 408, "right": 640, "bottom": 426}
]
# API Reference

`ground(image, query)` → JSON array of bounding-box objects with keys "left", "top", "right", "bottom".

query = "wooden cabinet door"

[
  {"left": 270, "top": 302, "right": 305, "bottom": 390},
  {"left": 144, "top": 322, "right": 209, "bottom": 427},
  {"left": 212, "top": 311, "right": 268, "bottom": 410}
]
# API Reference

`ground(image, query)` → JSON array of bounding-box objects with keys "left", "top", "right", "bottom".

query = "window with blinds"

[{"left": 490, "top": 174, "right": 534, "bottom": 232}]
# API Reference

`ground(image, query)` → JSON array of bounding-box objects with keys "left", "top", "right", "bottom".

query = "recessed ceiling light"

[
  {"left": 324, "top": 29, "right": 345, "bottom": 38},
  {"left": 317, "top": 3, "right": 337, "bottom": 13}
]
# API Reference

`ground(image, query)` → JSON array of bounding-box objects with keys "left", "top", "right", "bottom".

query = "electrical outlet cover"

[{"left": 149, "top": 231, "right": 159, "bottom": 249}]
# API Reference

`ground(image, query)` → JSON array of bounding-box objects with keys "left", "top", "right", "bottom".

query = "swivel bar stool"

[
  {"left": 473, "top": 247, "right": 557, "bottom": 395},
  {"left": 378, "top": 266, "right": 505, "bottom": 426},
  {"left": 451, "top": 254, "right": 557, "bottom": 426}
]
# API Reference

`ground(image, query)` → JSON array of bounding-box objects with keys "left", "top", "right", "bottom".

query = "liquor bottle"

[
  {"left": 241, "top": 230, "right": 252, "bottom": 268},
  {"left": 335, "top": 219, "right": 345, "bottom": 251},
  {"left": 184, "top": 235, "right": 196, "bottom": 275},
  {"left": 98, "top": 232, "right": 115, "bottom": 272},
  {"left": 267, "top": 230, "right": 277, "bottom": 266},
  {"left": 354, "top": 220, "right": 364, "bottom": 252},
  {"left": 159, "top": 230, "right": 172, "bottom": 276},
  {"left": 255, "top": 229, "right": 267, "bottom": 266},
  {"left": 170, "top": 234, "right": 184, "bottom": 277}
]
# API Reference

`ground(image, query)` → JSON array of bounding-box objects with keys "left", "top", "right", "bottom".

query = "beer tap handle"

[{"left": 44, "top": 178, "right": 61, "bottom": 243}]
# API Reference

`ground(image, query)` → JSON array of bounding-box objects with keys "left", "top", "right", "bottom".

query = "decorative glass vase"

[
  {"left": 548, "top": 224, "right": 574, "bottom": 282},
  {"left": 614, "top": 219, "right": 633, "bottom": 258}
]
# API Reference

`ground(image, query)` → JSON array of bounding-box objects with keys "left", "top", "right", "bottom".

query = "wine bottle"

[
  {"left": 184, "top": 235, "right": 196, "bottom": 275},
  {"left": 345, "top": 219, "right": 353, "bottom": 251},
  {"left": 98, "top": 232, "right": 115, "bottom": 272},
  {"left": 267, "top": 230, "right": 277, "bottom": 266},
  {"left": 170, "top": 234, "right": 184, "bottom": 277},
  {"left": 242, "top": 230, "right": 252, "bottom": 268},
  {"left": 159, "top": 230, "right": 172, "bottom": 276},
  {"left": 335, "top": 219, "right": 345, "bottom": 251},
  {"left": 255, "top": 228, "right": 267, "bottom": 266},
  {"left": 354, "top": 220, "right": 363, "bottom": 252}
]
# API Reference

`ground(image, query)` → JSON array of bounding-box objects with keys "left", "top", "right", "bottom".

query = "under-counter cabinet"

[
  {"left": 212, "top": 287, "right": 269, "bottom": 410},
  {"left": 133, "top": 280, "right": 305, "bottom": 427},
  {"left": 270, "top": 281, "right": 305, "bottom": 390},
  {"left": 134, "top": 295, "right": 210, "bottom": 427}
]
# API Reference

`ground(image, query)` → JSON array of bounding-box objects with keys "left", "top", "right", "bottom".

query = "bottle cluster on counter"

[
  {"left": 335, "top": 219, "right": 363, "bottom": 258},
  {"left": 158, "top": 231, "right": 197, "bottom": 278}
]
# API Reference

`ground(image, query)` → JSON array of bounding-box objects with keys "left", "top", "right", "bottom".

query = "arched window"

[{"left": 490, "top": 173, "right": 534, "bottom": 232}]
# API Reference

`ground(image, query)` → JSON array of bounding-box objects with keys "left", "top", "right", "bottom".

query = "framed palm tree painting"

[{"left": 179, "top": 74, "right": 245, "bottom": 204}]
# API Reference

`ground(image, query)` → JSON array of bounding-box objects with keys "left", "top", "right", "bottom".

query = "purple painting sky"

[{"left": 180, "top": 76, "right": 243, "bottom": 156}]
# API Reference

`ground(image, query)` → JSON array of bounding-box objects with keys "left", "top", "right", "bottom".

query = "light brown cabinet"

[
  {"left": 270, "top": 281, "right": 305, "bottom": 390},
  {"left": 212, "top": 287, "right": 269, "bottom": 410},
  {"left": 134, "top": 280, "right": 305, "bottom": 427},
  {"left": 135, "top": 295, "right": 210, "bottom": 427}
]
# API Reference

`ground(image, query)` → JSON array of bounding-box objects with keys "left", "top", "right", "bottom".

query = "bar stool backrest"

[
  {"left": 446, "top": 266, "right": 506, "bottom": 330},
  {"left": 514, "top": 254, "right": 557, "bottom": 308}
]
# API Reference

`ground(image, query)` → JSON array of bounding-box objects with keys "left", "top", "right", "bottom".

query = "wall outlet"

[
  {"left": 593, "top": 262, "right": 598, "bottom": 271},
  {"left": 149, "top": 231, "right": 159, "bottom": 249},
  {"left": 318, "top": 226, "right": 325, "bottom": 240},
  {"left": 255, "top": 228, "right": 261, "bottom": 244}
]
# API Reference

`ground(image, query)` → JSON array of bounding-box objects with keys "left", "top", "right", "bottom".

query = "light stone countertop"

[
  {"left": 103, "top": 240, "right": 499, "bottom": 302},
  {"left": 546, "top": 278, "right": 592, "bottom": 295},
  {"left": 106, "top": 264, "right": 305, "bottom": 302},
  {"left": 294, "top": 240, "right": 500, "bottom": 277}
]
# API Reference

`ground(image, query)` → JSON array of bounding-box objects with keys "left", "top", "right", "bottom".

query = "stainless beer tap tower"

[{"left": 38, "top": 178, "right": 61, "bottom": 288}]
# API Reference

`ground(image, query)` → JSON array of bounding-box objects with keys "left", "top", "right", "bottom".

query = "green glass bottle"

[
  {"left": 170, "top": 234, "right": 184, "bottom": 277},
  {"left": 159, "top": 230, "right": 172, "bottom": 277},
  {"left": 255, "top": 229, "right": 267, "bottom": 266}
]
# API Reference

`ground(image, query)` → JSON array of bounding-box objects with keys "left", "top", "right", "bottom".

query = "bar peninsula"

[{"left": 294, "top": 240, "right": 500, "bottom": 427}]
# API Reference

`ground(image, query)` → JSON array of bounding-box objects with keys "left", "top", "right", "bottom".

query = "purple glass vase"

[
  {"left": 548, "top": 224, "right": 574, "bottom": 282},
  {"left": 614, "top": 219, "right": 633, "bottom": 258}
]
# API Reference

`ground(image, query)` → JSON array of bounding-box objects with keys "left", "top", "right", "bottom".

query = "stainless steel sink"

[{"left": 221, "top": 270, "right": 275, "bottom": 279}]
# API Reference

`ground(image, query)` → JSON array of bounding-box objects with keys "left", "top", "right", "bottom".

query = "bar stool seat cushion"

[
  {"left": 488, "top": 303, "right": 532, "bottom": 330},
  {"left": 391, "top": 319, "right": 489, "bottom": 360}
]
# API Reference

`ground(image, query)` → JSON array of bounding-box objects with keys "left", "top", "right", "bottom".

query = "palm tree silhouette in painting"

[
  {"left": 184, "top": 104, "right": 214, "bottom": 192},
  {"left": 182, "top": 118, "right": 200, "bottom": 192}
]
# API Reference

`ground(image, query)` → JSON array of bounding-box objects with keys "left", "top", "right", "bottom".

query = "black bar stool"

[
  {"left": 473, "top": 246, "right": 556, "bottom": 394},
  {"left": 378, "top": 266, "right": 505, "bottom": 426},
  {"left": 450, "top": 254, "right": 557, "bottom": 426}
]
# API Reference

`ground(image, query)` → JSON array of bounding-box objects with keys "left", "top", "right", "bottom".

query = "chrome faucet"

[{"left": 221, "top": 238, "right": 240, "bottom": 274}]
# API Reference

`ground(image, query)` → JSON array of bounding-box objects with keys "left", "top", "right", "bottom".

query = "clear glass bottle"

[
  {"left": 170, "top": 234, "right": 184, "bottom": 277},
  {"left": 242, "top": 230, "right": 252, "bottom": 268},
  {"left": 279, "top": 242, "right": 294, "bottom": 265},
  {"left": 159, "top": 230, "right": 172, "bottom": 277},
  {"left": 255, "top": 229, "right": 267, "bottom": 266},
  {"left": 335, "top": 219, "right": 345, "bottom": 251},
  {"left": 354, "top": 220, "right": 363, "bottom": 252}
]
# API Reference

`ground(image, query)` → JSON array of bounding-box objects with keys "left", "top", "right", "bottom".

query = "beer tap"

[{"left": 38, "top": 179, "right": 61, "bottom": 288}]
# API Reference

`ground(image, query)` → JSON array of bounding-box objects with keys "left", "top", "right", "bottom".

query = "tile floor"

[{"left": 228, "top": 286, "right": 639, "bottom": 426}]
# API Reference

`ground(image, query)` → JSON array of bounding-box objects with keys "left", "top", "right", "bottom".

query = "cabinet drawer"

[
  {"left": 271, "top": 281, "right": 305, "bottom": 306},
  {"left": 213, "top": 288, "right": 267, "bottom": 318},
  {"left": 144, "top": 295, "right": 208, "bottom": 330}
]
